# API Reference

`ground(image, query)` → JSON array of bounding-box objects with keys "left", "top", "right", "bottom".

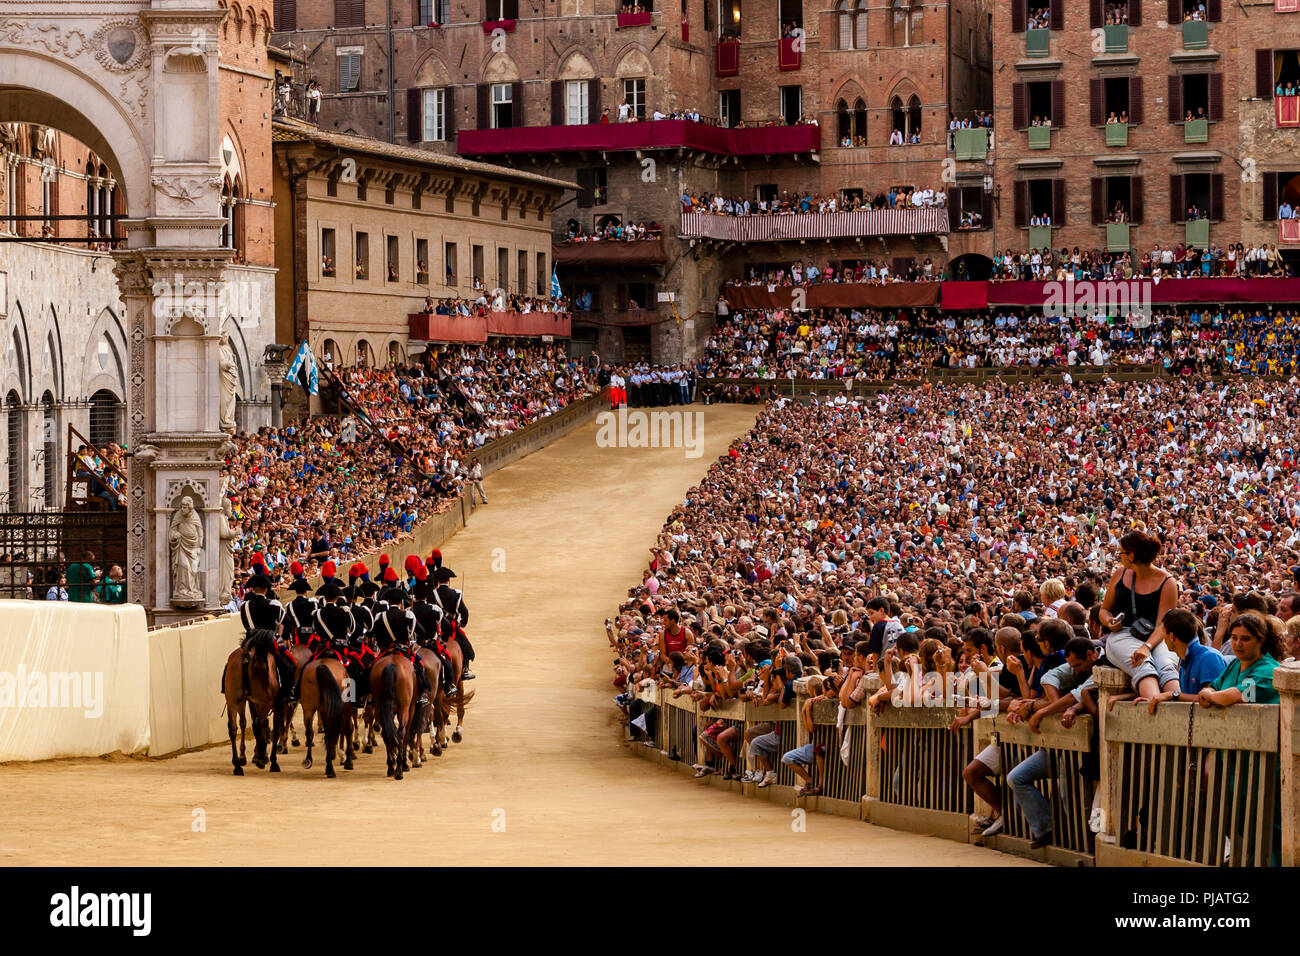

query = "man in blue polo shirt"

[{"left": 1140, "top": 606, "right": 1226, "bottom": 712}]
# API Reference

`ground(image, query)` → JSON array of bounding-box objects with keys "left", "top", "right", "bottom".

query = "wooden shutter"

[
  {"left": 1013, "top": 82, "right": 1028, "bottom": 129},
  {"left": 445, "top": 85, "right": 457, "bottom": 139},
  {"left": 1209, "top": 173, "right": 1224, "bottom": 221},
  {"left": 1090, "top": 78, "right": 1104, "bottom": 126},
  {"left": 407, "top": 87, "right": 422, "bottom": 142},
  {"left": 1053, "top": 178, "right": 1066, "bottom": 226},
  {"left": 981, "top": 189, "right": 993, "bottom": 224},
  {"left": 1170, "top": 174, "right": 1184, "bottom": 222},
  {"left": 576, "top": 168, "right": 594, "bottom": 207},
  {"left": 1091, "top": 178, "right": 1104, "bottom": 225},
  {"left": 1130, "top": 176, "right": 1144, "bottom": 223},
  {"left": 1263, "top": 172, "right": 1278, "bottom": 221},
  {"left": 1256, "top": 50, "right": 1275, "bottom": 100},
  {"left": 1049, "top": 0, "right": 1063, "bottom": 30},
  {"left": 1012, "top": 0, "right": 1026, "bottom": 33},
  {"left": 948, "top": 187, "right": 960, "bottom": 213},
  {"left": 893, "top": 257, "right": 913, "bottom": 277},
  {"left": 1207, "top": 0, "right": 1220, "bottom": 21},
  {"left": 1051, "top": 80, "right": 1065, "bottom": 127},
  {"left": 1129, "top": 0, "right": 1141, "bottom": 27},
  {"left": 1090, "top": 0, "right": 1102, "bottom": 29},
  {"left": 335, "top": 0, "right": 351, "bottom": 27},
  {"left": 353, "top": 0, "right": 365, "bottom": 25},
  {"left": 1014, "top": 179, "right": 1028, "bottom": 228},
  {"left": 1208, "top": 73, "right": 1223, "bottom": 122},
  {"left": 476, "top": 83, "right": 490, "bottom": 129},
  {"left": 551, "top": 80, "right": 564, "bottom": 125},
  {"left": 588, "top": 78, "right": 601, "bottom": 119},
  {"left": 274, "top": 0, "right": 297, "bottom": 31},
  {"left": 1129, "top": 75, "right": 1143, "bottom": 125},
  {"left": 1167, "top": 74, "right": 1182, "bottom": 123},
  {"left": 511, "top": 80, "right": 523, "bottom": 127},
  {"left": 1166, "top": 0, "right": 1179, "bottom": 23}
]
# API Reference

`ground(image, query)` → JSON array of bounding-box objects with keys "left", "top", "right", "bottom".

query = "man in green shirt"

[
  {"left": 65, "top": 550, "right": 99, "bottom": 604},
  {"left": 93, "top": 564, "right": 126, "bottom": 605}
]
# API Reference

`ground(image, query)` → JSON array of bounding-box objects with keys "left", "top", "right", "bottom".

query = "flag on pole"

[
  {"left": 551, "top": 267, "right": 562, "bottom": 301},
  {"left": 285, "top": 341, "right": 319, "bottom": 395}
]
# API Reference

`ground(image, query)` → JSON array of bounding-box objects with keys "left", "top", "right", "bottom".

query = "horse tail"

[
  {"left": 317, "top": 663, "right": 344, "bottom": 744},
  {"left": 378, "top": 663, "right": 400, "bottom": 752}
]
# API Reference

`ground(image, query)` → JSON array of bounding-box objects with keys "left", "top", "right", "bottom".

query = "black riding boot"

[
  {"left": 275, "top": 656, "right": 297, "bottom": 704},
  {"left": 457, "top": 634, "right": 476, "bottom": 680}
]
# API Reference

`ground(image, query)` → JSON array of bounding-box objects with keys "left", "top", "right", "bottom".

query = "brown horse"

[
  {"left": 442, "top": 636, "right": 475, "bottom": 744},
  {"left": 279, "top": 643, "right": 314, "bottom": 752},
  {"left": 412, "top": 647, "right": 451, "bottom": 765},
  {"left": 222, "top": 629, "right": 284, "bottom": 775},
  {"left": 370, "top": 652, "right": 417, "bottom": 780},
  {"left": 298, "top": 655, "right": 353, "bottom": 778}
]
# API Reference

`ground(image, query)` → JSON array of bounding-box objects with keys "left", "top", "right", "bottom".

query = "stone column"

[
  {"left": 1274, "top": 661, "right": 1300, "bottom": 867},
  {"left": 116, "top": 251, "right": 233, "bottom": 623},
  {"left": 1093, "top": 664, "right": 1128, "bottom": 851}
]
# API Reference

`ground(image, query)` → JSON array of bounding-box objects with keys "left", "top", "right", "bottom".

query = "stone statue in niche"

[
  {"left": 168, "top": 496, "right": 205, "bottom": 607},
  {"left": 218, "top": 334, "right": 238, "bottom": 434},
  {"left": 218, "top": 497, "right": 236, "bottom": 599}
]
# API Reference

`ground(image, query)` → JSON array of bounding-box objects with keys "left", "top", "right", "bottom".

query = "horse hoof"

[
  {"left": 387, "top": 767, "right": 394, "bottom": 777},
  {"left": 233, "top": 765, "right": 244, "bottom": 776},
  {"left": 394, "top": 770, "right": 403, "bottom": 781},
  {"left": 238, "top": 756, "right": 247, "bottom": 765},
  {"left": 344, "top": 760, "right": 354, "bottom": 771},
  {"left": 291, "top": 737, "right": 300, "bottom": 747},
  {"left": 452, "top": 730, "right": 463, "bottom": 743},
  {"left": 270, "top": 764, "right": 281, "bottom": 773},
  {"left": 278, "top": 744, "right": 288, "bottom": 755},
  {"left": 325, "top": 766, "right": 336, "bottom": 779},
  {"left": 362, "top": 745, "right": 373, "bottom": 754},
  {"left": 302, "top": 757, "right": 313, "bottom": 769},
  {"left": 432, "top": 746, "right": 442, "bottom": 757},
  {"left": 253, "top": 758, "right": 267, "bottom": 770}
]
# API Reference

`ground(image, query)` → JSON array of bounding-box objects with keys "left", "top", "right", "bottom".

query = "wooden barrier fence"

[{"left": 624, "top": 662, "right": 1300, "bottom": 866}]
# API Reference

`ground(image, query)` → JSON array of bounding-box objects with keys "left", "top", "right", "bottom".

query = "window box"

[
  {"left": 481, "top": 18, "right": 516, "bottom": 33},
  {"left": 1185, "top": 218, "right": 1210, "bottom": 250},
  {"left": 1106, "top": 222, "right": 1130, "bottom": 252},
  {"left": 1105, "top": 122, "right": 1128, "bottom": 146},
  {"left": 1181, "top": 20, "right": 1208, "bottom": 50},
  {"left": 1025, "top": 28, "right": 1050, "bottom": 57},
  {"left": 954, "top": 127, "right": 989, "bottom": 160},
  {"left": 1028, "top": 224, "right": 1053, "bottom": 249},
  {"left": 1027, "top": 125, "right": 1052, "bottom": 149},
  {"left": 1184, "top": 118, "right": 1208, "bottom": 143},
  {"left": 1104, "top": 23, "right": 1127, "bottom": 53},
  {"left": 617, "top": 11, "right": 652, "bottom": 27}
]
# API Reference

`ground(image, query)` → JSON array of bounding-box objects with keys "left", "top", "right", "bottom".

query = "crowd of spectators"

[
  {"left": 222, "top": 344, "right": 595, "bottom": 588},
  {"left": 419, "top": 291, "right": 569, "bottom": 317},
  {"left": 684, "top": 185, "right": 946, "bottom": 217},
  {"left": 0, "top": 549, "right": 126, "bottom": 603},
  {"left": 72, "top": 442, "right": 128, "bottom": 511},
  {"left": 698, "top": 302, "right": 1300, "bottom": 379},
  {"left": 609, "top": 381, "right": 1294, "bottom": 857},
  {"left": 563, "top": 220, "right": 662, "bottom": 242},
  {"left": 989, "top": 244, "right": 1295, "bottom": 280}
]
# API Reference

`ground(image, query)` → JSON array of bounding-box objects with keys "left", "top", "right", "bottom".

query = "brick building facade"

[{"left": 272, "top": 0, "right": 993, "bottom": 362}]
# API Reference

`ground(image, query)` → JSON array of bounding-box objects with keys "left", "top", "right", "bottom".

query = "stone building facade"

[{"left": 271, "top": 0, "right": 993, "bottom": 362}]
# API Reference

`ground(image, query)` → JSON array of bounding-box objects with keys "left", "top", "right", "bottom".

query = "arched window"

[
  {"left": 891, "top": 96, "right": 906, "bottom": 138},
  {"left": 854, "top": 98, "right": 868, "bottom": 141},
  {"left": 85, "top": 162, "right": 97, "bottom": 240},
  {"left": 909, "top": 1, "right": 923, "bottom": 44},
  {"left": 221, "top": 177, "right": 244, "bottom": 258},
  {"left": 356, "top": 339, "right": 372, "bottom": 367},
  {"left": 836, "top": 0, "right": 853, "bottom": 49},
  {"left": 41, "top": 392, "right": 57, "bottom": 509},
  {"left": 388, "top": 341, "right": 402, "bottom": 366},
  {"left": 322, "top": 339, "right": 338, "bottom": 367},
  {"left": 97, "top": 164, "right": 111, "bottom": 241},
  {"left": 89, "top": 389, "right": 121, "bottom": 448},
  {"left": 835, "top": 99, "right": 851, "bottom": 142},
  {"left": 854, "top": 0, "right": 868, "bottom": 47},
  {"left": 6, "top": 391, "right": 22, "bottom": 511},
  {"left": 892, "top": 0, "right": 921, "bottom": 46},
  {"left": 908, "top": 95, "right": 923, "bottom": 142}
]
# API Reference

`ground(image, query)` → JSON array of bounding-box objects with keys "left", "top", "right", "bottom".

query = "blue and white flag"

[
  {"left": 285, "top": 341, "right": 318, "bottom": 395},
  {"left": 551, "top": 267, "right": 562, "bottom": 301}
]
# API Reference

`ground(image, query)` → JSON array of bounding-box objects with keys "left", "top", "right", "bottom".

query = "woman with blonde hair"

[{"left": 1040, "top": 578, "right": 1067, "bottom": 618}]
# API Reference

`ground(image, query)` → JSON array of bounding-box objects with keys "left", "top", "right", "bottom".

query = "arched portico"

[{"left": 0, "top": 3, "right": 234, "bottom": 621}]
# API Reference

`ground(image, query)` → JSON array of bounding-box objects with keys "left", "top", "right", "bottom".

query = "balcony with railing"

[
  {"left": 457, "top": 119, "right": 821, "bottom": 158},
  {"left": 679, "top": 207, "right": 949, "bottom": 242},
  {"left": 552, "top": 237, "right": 666, "bottom": 267}
]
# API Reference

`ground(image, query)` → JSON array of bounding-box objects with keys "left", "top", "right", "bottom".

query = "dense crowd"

[
  {"left": 420, "top": 291, "right": 569, "bottom": 317},
  {"left": 685, "top": 185, "right": 946, "bottom": 217},
  {"left": 562, "top": 220, "right": 662, "bottom": 242},
  {"left": 698, "top": 302, "right": 1300, "bottom": 379},
  {"left": 609, "top": 380, "right": 1295, "bottom": 856},
  {"left": 989, "top": 245, "right": 1294, "bottom": 280},
  {"left": 222, "top": 344, "right": 595, "bottom": 589}
]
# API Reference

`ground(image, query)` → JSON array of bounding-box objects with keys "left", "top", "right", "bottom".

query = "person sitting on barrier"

[
  {"left": 1005, "top": 636, "right": 1101, "bottom": 849},
  {"left": 780, "top": 675, "right": 832, "bottom": 797},
  {"left": 1099, "top": 530, "right": 1183, "bottom": 706},
  {"left": 1137, "top": 606, "right": 1226, "bottom": 713},
  {"left": 1199, "top": 612, "right": 1281, "bottom": 708}
]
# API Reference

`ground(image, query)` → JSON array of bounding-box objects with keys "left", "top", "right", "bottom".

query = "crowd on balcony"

[
  {"left": 563, "top": 220, "right": 662, "bottom": 242},
  {"left": 697, "top": 301, "right": 1300, "bottom": 379},
  {"left": 990, "top": 243, "right": 1294, "bottom": 280},
  {"left": 682, "top": 185, "right": 946, "bottom": 217},
  {"left": 725, "top": 256, "right": 942, "bottom": 288},
  {"left": 609, "top": 379, "right": 1294, "bottom": 826},
  {"left": 1181, "top": 2, "right": 1209, "bottom": 21},
  {"left": 221, "top": 344, "right": 594, "bottom": 589},
  {"left": 72, "top": 443, "right": 128, "bottom": 511},
  {"left": 1103, "top": 2, "right": 1130, "bottom": 24},
  {"left": 949, "top": 111, "right": 995, "bottom": 131},
  {"left": 1276, "top": 83, "right": 1299, "bottom": 97},
  {"left": 420, "top": 291, "right": 569, "bottom": 316},
  {"left": 1278, "top": 200, "right": 1297, "bottom": 220},
  {"left": 1026, "top": 6, "right": 1051, "bottom": 29}
]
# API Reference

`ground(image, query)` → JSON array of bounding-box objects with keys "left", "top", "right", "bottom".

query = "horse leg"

[
  {"left": 238, "top": 703, "right": 248, "bottom": 765},
  {"left": 324, "top": 708, "right": 337, "bottom": 780},
  {"left": 301, "top": 700, "right": 315, "bottom": 770},
  {"left": 452, "top": 680, "right": 465, "bottom": 743},
  {"left": 364, "top": 702, "right": 376, "bottom": 753},
  {"left": 228, "top": 698, "right": 243, "bottom": 776},
  {"left": 342, "top": 707, "right": 356, "bottom": 771},
  {"left": 251, "top": 709, "right": 268, "bottom": 770},
  {"left": 269, "top": 703, "right": 283, "bottom": 773},
  {"left": 288, "top": 701, "right": 300, "bottom": 748}
]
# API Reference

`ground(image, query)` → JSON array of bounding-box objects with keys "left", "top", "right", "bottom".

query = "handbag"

[{"left": 1127, "top": 572, "right": 1156, "bottom": 641}]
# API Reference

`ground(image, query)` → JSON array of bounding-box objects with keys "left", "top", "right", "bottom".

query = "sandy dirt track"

[{"left": 0, "top": 405, "right": 1032, "bottom": 866}]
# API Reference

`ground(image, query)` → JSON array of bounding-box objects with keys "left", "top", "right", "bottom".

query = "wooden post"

[
  {"left": 862, "top": 673, "right": 883, "bottom": 801},
  {"left": 1094, "top": 664, "right": 1128, "bottom": 850},
  {"left": 1274, "top": 661, "right": 1300, "bottom": 866}
]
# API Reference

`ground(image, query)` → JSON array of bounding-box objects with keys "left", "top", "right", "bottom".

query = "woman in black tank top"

[{"left": 1100, "top": 529, "right": 1182, "bottom": 702}]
